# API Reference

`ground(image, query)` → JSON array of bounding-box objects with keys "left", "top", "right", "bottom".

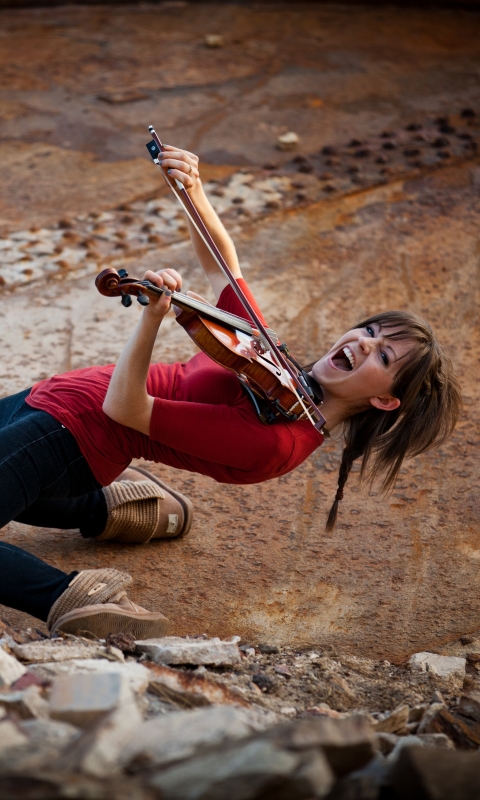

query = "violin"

[
  {"left": 95, "top": 267, "right": 324, "bottom": 426},
  {"left": 95, "top": 125, "right": 327, "bottom": 432}
]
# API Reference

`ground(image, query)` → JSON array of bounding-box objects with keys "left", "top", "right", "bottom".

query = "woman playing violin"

[{"left": 0, "top": 145, "right": 461, "bottom": 639}]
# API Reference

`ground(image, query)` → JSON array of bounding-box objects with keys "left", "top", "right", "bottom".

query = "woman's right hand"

[{"left": 158, "top": 144, "right": 200, "bottom": 191}]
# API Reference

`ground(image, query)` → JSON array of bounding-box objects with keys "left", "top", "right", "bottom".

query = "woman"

[{"left": 0, "top": 146, "right": 461, "bottom": 639}]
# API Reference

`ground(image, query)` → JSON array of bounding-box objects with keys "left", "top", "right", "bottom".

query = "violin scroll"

[
  {"left": 95, "top": 268, "right": 127, "bottom": 297},
  {"left": 95, "top": 268, "right": 154, "bottom": 306}
]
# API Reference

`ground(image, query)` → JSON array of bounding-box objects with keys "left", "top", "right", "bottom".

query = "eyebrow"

[{"left": 377, "top": 323, "right": 410, "bottom": 364}]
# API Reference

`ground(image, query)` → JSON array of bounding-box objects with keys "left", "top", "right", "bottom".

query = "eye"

[
  {"left": 381, "top": 351, "right": 389, "bottom": 366},
  {"left": 366, "top": 325, "right": 374, "bottom": 337}
]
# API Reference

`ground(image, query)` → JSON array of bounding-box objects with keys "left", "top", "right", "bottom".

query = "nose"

[{"left": 358, "top": 336, "right": 383, "bottom": 354}]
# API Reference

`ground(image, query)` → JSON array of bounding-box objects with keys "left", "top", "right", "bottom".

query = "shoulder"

[{"left": 217, "top": 279, "right": 268, "bottom": 327}]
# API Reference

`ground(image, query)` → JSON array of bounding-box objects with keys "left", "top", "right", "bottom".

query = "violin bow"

[{"left": 146, "top": 126, "right": 326, "bottom": 433}]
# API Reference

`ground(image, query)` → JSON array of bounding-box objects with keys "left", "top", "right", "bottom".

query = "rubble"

[
  {"left": 276, "top": 131, "right": 300, "bottom": 151},
  {"left": 136, "top": 635, "right": 242, "bottom": 667},
  {"left": 150, "top": 738, "right": 334, "bottom": 800},
  {"left": 49, "top": 672, "right": 133, "bottom": 727},
  {"left": 0, "top": 623, "right": 478, "bottom": 796},
  {"left": 0, "top": 645, "right": 27, "bottom": 686},
  {"left": 409, "top": 652, "right": 466, "bottom": 684},
  {"left": 391, "top": 746, "right": 480, "bottom": 799},
  {"left": 123, "top": 705, "right": 268, "bottom": 772},
  {"left": 29, "top": 658, "right": 150, "bottom": 695},
  {"left": 7, "top": 637, "right": 107, "bottom": 663},
  {"left": 148, "top": 662, "right": 252, "bottom": 708},
  {"left": 0, "top": 685, "right": 49, "bottom": 719},
  {"left": 56, "top": 697, "right": 143, "bottom": 777}
]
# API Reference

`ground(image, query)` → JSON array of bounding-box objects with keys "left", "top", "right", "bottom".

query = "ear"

[{"left": 369, "top": 394, "right": 401, "bottom": 412}]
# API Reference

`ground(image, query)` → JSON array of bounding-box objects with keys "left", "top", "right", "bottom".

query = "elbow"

[{"left": 102, "top": 398, "right": 125, "bottom": 426}]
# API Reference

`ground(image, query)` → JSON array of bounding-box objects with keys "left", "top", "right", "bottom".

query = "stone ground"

[
  {"left": 0, "top": 2, "right": 479, "bottom": 661},
  {"left": 0, "top": 625, "right": 480, "bottom": 798}
]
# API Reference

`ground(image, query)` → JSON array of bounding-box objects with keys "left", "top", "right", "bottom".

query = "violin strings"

[{"left": 148, "top": 127, "right": 325, "bottom": 431}]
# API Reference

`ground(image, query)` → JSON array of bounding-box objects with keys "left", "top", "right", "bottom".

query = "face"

[{"left": 311, "top": 321, "right": 414, "bottom": 413}]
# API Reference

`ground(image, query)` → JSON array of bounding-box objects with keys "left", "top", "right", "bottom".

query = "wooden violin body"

[{"left": 95, "top": 267, "right": 320, "bottom": 423}]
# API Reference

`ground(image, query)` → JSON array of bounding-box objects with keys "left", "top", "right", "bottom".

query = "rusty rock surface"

[{"left": 0, "top": 3, "right": 479, "bottom": 660}]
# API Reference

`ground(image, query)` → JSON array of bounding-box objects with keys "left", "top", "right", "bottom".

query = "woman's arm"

[
  {"left": 102, "top": 268, "right": 182, "bottom": 435},
  {"left": 159, "top": 145, "right": 242, "bottom": 300}
]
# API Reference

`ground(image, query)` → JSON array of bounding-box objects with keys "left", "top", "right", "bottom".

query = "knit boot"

[
  {"left": 47, "top": 568, "right": 169, "bottom": 639},
  {"left": 96, "top": 475, "right": 193, "bottom": 544}
]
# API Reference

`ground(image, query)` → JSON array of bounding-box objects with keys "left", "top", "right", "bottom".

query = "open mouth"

[{"left": 331, "top": 345, "right": 355, "bottom": 371}]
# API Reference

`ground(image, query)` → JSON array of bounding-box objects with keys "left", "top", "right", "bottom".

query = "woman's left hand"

[
  {"left": 158, "top": 144, "right": 200, "bottom": 191},
  {"left": 143, "top": 268, "right": 182, "bottom": 319}
]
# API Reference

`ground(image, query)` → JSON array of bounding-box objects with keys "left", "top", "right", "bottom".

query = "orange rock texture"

[{"left": 0, "top": 3, "right": 479, "bottom": 659}]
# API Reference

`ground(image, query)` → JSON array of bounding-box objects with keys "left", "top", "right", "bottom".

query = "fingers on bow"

[{"left": 158, "top": 146, "right": 199, "bottom": 188}]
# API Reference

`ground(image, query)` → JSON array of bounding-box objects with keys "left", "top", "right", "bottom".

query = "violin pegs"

[
  {"left": 137, "top": 293, "right": 150, "bottom": 306},
  {"left": 121, "top": 293, "right": 132, "bottom": 308},
  {"left": 118, "top": 269, "right": 128, "bottom": 278}
]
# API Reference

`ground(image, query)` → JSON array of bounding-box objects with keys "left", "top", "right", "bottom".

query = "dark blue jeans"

[{"left": 0, "top": 390, "right": 109, "bottom": 622}]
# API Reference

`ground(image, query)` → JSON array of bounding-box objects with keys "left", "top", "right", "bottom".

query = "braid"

[
  {"left": 325, "top": 408, "right": 397, "bottom": 531},
  {"left": 326, "top": 443, "right": 360, "bottom": 531}
]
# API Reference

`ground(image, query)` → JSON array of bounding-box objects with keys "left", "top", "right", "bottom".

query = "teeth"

[{"left": 343, "top": 346, "right": 354, "bottom": 369}]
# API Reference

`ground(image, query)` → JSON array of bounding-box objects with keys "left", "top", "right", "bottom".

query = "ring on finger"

[{"left": 187, "top": 163, "right": 192, "bottom": 175}]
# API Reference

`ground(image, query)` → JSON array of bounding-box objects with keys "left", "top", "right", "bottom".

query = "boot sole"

[
  {"left": 124, "top": 466, "right": 194, "bottom": 539},
  {"left": 53, "top": 608, "right": 169, "bottom": 640}
]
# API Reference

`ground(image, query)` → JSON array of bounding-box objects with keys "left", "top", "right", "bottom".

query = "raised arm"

[
  {"left": 158, "top": 145, "right": 242, "bottom": 300},
  {"left": 102, "top": 268, "right": 181, "bottom": 435}
]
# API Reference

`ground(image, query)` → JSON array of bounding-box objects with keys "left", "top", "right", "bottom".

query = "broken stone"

[
  {"left": 409, "top": 652, "right": 466, "bottom": 683},
  {"left": 391, "top": 745, "right": 480, "bottom": 799},
  {"left": 55, "top": 694, "right": 142, "bottom": 778},
  {"left": 0, "top": 719, "right": 29, "bottom": 752},
  {"left": 416, "top": 705, "right": 480, "bottom": 749},
  {"left": 387, "top": 733, "right": 454, "bottom": 762},
  {"left": 417, "top": 702, "right": 446, "bottom": 734},
  {"left": 149, "top": 738, "right": 334, "bottom": 800},
  {"left": 49, "top": 672, "right": 133, "bottom": 727},
  {"left": 376, "top": 731, "right": 398, "bottom": 755},
  {"left": 6, "top": 638, "right": 104, "bottom": 664},
  {"left": 135, "top": 636, "right": 242, "bottom": 667},
  {"left": 276, "top": 132, "right": 299, "bottom": 151},
  {"left": 408, "top": 703, "right": 429, "bottom": 723},
  {"left": 458, "top": 690, "right": 480, "bottom": 722},
  {"left": 0, "top": 645, "right": 27, "bottom": 687},
  {"left": 268, "top": 714, "right": 377, "bottom": 778},
  {"left": 258, "top": 644, "right": 279, "bottom": 655},
  {"left": 29, "top": 658, "right": 150, "bottom": 695},
  {"left": 373, "top": 704, "right": 410, "bottom": 735},
  {"left": 252, "top": 672, "right": 276, "bottom": 693},
  {"left": 148, "top": 662, "right": 251, "bottom": 709},
  {"left": 0, "top": 685, "right": 49, "bottom": 719},
  {"left": 204, "top": 34, "right": 224, "bottom": 48},
  {"left": 106, "top": 632, "right": 137, "bottom": 655},
  {"left": 10, "top": 671, "right": 48, "bottom": 691},
  {"left": 19, "top": 717, "right": 80, "bottom": 749},
  {"left": 123, "top": 705, "right": 270, "bottom": 772}
]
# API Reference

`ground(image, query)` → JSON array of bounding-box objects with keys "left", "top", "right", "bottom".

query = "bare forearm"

[
  {"left": 103, "top": 312, "right": 160, "bottom": 435},
  {"left": 186, "top": 180, "right": 241, "bottom": 297},
  {"left": 159, "top": 146, "right": 242, "bottom": 299}
]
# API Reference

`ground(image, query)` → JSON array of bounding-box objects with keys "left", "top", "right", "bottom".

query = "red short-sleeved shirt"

[{"left": 26, "top": 279, "right": 323, "bottom": 486}]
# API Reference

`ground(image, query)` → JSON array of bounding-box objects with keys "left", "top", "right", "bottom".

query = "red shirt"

[{"left": 27, "top": 279, "right": 323, "bottom": 486}]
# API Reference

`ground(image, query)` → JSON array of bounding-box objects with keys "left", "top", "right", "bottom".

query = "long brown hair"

[{"left": 324, "top": 310, "right": 462, "bottom": 531}]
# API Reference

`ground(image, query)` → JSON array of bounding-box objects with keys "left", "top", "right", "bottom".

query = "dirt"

[{"left": 0, "top": 3, "right": 479, "bottom": 661}]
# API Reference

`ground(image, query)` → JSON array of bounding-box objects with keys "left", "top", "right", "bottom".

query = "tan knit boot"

[
  {"left": 47, "top": 568, "right": 169, "bottom": 639},
  {"left": 97, "top": 477, "right": 192, "bottom": 544}
]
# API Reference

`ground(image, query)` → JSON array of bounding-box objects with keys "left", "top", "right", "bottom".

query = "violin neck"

[{"left": 141, "top": 281, "right": 276, "bottom": 339}]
